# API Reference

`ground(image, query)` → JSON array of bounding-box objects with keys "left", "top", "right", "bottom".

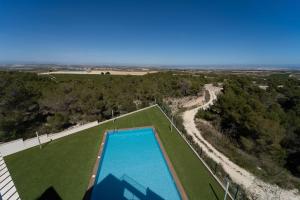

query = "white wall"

[
  {"left": 0, "top": 139, "right": 24, "bottom": 156},
  {"left": 0, "top": 121, "right": 98, "bottom": 156}
]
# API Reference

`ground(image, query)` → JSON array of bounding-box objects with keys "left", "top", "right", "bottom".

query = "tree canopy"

[
  {"left": 197, "top": 74, "right": 300, "bottom": 178},
  {"left": 0, "top": 71, "right": 205, "bottom": 141}
]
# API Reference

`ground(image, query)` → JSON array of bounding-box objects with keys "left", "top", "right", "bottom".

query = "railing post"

[
  {"left": 214, "top": 162, "right": 218, "bottom": 174},
  {"left": 36, "top": 131, "right": 42, "bottom": 149},
  {"left": 224, "top": 180, "right": 230, "bottom": 200},
  {"left": 171, "top": 115, "right": 173, "bottom": 132},
  {"left": 234, "top": 185, "right": 239, "bottom": 200}
]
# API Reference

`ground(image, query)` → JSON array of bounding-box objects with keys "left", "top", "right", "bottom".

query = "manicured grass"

[{"left": 5, "top": 106, "right": 224, "bottom": 200}]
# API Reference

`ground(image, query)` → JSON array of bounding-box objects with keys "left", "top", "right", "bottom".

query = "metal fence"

[{"left": 156, "top": 102, "right": 246, "bottom": 200}]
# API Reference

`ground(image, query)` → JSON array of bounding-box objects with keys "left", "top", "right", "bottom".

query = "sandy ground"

[
  {"left": 39, "top": 70, "right": 158, "bottom": 76},
  {"left": 165, "top": 95, "right": 205, "bottom": 114},
  {"left": 182, "top": 96, "right": 205, "bottom": 108},
  {"left": 182, "top": 84, "right": 300, "bottom": 200}
]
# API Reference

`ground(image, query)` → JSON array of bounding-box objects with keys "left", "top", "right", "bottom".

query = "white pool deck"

[{"left": 0, "top": 154, "right": 20, "bottom": 200}]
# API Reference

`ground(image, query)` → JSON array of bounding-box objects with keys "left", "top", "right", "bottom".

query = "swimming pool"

[{"left": 91, "top": 127, "right": 182, "bottom": 200}]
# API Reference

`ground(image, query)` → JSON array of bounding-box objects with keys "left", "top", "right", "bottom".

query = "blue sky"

[{"left": 0, "top": 0, "right": 299, "bottom": 66}]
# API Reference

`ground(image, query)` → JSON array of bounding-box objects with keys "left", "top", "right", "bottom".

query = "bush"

[{"left": 47, "top": 113, "right": 70, "bottom": 132}]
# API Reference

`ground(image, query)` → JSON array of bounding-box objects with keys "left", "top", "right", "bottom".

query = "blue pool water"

[{"left": 91, "top": 127, "right": 181, "bottom": 200}]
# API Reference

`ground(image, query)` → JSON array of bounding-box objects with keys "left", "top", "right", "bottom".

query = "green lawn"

[{"left": 5, "top": 106, "right": 224, "bottom": 200}]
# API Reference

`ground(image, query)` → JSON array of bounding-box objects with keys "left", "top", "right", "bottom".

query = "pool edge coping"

[
  {"left": 152, "top": 127, "right": 189, "bottom": 200},
  {"left": 84, "top": 128, "right": 108, "bottom": 200},
  {"left": 85, "top": 126, "right": 188, "bottom": 200}
]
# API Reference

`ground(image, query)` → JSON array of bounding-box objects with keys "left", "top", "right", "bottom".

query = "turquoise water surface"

[{"left": 91, "top": 127, "right": 181, "bottom": 200}]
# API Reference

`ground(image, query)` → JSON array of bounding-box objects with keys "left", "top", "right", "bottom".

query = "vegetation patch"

[
  {"left": 196, "top": 75, "right": 300, "bottom": 189},
  {"left": 0, "top": 71, "right": 206, "bottom": 142}
]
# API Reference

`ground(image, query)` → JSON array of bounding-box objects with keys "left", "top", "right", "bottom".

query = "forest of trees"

[
  {"left": 197, "top": 74, "right": 300, "bottom": 184},
  {"left": 0, "top": 71, "right": 206, "bottom": 142}
]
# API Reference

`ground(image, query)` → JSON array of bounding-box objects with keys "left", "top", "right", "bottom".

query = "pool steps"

[{"left": 121, "top": 174, "right": 147, "bottom": 195}]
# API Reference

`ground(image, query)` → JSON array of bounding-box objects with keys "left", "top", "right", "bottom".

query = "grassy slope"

[{"left": 5, "top": 106, "right": 224, "bottom": 200}]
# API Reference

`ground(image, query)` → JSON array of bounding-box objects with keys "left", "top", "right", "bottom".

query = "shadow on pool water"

[{"left": 84, "top": 174, "right": 165, "bottom": 200}]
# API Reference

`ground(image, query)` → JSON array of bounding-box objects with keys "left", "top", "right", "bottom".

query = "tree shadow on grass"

[{"left": 36, "top": 186, "right": 62, "bottom": 200}]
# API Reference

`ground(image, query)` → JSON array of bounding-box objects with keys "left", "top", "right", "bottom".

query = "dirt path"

[{"left": 182, "top": 84, "right": 299, "bottom": 200}]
